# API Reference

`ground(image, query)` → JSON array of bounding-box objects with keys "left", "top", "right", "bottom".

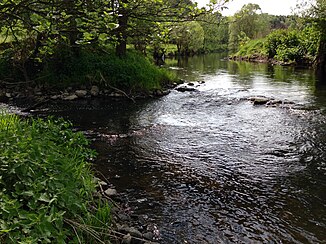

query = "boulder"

[
  {"left": 90, "top": 86, "right": 100, "bottom": 96},
  {"left": 75, "top": 90, "right": 87, "bottom": 98},
  {"left": 248, "top": 97, "right": 269, "bottom": 105}
]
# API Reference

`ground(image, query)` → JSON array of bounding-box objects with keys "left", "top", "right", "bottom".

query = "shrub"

[
  {"left": 265, "top": 29, "right": 304, "bottom": 62},
  {"left": 0, "top": 113, "right": 111, "bottom": 243}
]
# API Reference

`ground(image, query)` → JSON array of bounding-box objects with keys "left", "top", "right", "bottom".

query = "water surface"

[{"left": 34, "top": 54, "right": 326, "bottom": 243}]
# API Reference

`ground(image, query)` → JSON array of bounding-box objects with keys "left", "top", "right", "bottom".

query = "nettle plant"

[{"left": 0, "top": 113, "right": 111, "bottom": 243}]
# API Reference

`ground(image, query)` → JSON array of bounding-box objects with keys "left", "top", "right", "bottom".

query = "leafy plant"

[{"left": 0, "top": 113, "right": 111, "bottom": 243}]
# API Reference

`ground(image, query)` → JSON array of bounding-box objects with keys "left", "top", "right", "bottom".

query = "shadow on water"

[{"left": 28, "top": 53, "right": 326, "bottom": 243}]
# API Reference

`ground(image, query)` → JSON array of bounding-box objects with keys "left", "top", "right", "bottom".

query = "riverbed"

[{"left": 21, "top": 54, "right": 326, "bottom": 243}]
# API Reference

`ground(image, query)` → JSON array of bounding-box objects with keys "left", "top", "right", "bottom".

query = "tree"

[
  {"left": 199, "top": 12, "right": 229, "bottom": 52},
  {"left": 171, "top": 21, "right": 205, "bottom": 55},
  {"left": 312, "top": 0, "right": 326, "bottom": 74},
  {"left": 299, "top": 0, "right": 326, "bottom": 74},
  {"left": 0, "top": 0, "right": 116, "bottom": 78},
  {"left": 110, "top": 0, "right": 204, "bottom": 56},
  {"left": 228, "top": 3, "right": 269, "bottom": 52}
]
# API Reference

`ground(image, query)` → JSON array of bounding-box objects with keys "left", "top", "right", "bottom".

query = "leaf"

[{"left": 38, "top": 193, "right": 51, "bottom": 203}]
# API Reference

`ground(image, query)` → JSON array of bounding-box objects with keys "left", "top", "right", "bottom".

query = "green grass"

[
  {"left": 39, "top": 48, "right": 176, "bottom": 93},
  {"left": 235, "top": 38, "right": 267, "bottom": 58},
  {"left": 0, "top": 113, "right": 112, "bottom": 243}
]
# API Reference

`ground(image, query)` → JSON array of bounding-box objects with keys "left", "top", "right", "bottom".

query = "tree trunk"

[
  {"left": 115, "top": 1, "right": 128, "bottom": 57},
  {"left": 316, "top": 36, "right": 326, "bottom": 80}
]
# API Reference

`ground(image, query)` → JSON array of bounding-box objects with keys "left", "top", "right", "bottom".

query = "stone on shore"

[
  {"left": 75, "top": 90, "right": 87, "bottom": 98},
  {"left": 104, "top": 188, "right": 117, "bottom": 196},
  {"left": 63, "top": 94, "right": 78, "bottom": 101},
  {"left": 90, "top": 86, "right": 100, "bottom": 96}
]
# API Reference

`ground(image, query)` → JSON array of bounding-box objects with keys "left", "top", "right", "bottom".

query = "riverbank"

[
  {"left": 0, "top": 111, "right": 159, "bottom": 243},
  {"left": 228, "top": 54, "right": 313, "bottom": 67},
  {"left": 0, "top": 82, "right": 176, "bottom": 113},
  {"left": 0, "top": 49, "right": 177, "bottom": 101}
]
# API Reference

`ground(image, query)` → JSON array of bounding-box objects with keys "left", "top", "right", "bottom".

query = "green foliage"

[
  {"left": 0, "top": 113, "right": 111, "bottom": 243},
  {"left": 40, "top": 48, "right": 174, "bottom": 92},
  {"left": 0, "top": 0, "right": 211, "bottom": 86},
  {"left": 171, "top": 21, "right": 205, "bottom": 55},
  {"left": 228, "top": 3, "right": 270, "bottom": 52},
  {"left": 200, "top": 13, "right": 229, "bottom": 52},
  {"left": 232, "top": 25, "right": 320, "bottom": 65},
  {"left": 264, "top": 29, "right": 319, "bottom": 63}
]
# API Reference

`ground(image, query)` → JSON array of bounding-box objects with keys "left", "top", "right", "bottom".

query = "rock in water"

[
  {"left": 176, "top": 86, "right": 197, "bottom": 92},
  {"left": 248, "top": 97, "right": 269, "bottom": 105}
]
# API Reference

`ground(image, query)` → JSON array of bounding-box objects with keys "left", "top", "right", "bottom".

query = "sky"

[{"left": 194, "top": 0, "right": 299, "bottom": 16}]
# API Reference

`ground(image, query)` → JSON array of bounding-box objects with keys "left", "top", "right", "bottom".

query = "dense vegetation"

[
  {"left": 0, "top": 113, "right": 111, "bottom": 243},
  {"left": 227, "top": 1, "right": 326, "bottom": 71},
  {"left": 0, "top": 0, "right": 325, "bottom": 91},
  {"left": 0, "top": 0, "right": 229, "bottom": 91}
]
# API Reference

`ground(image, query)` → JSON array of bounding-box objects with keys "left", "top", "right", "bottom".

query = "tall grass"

[{"left": 0, "top": 113, "right": 112, "bottom": 243}]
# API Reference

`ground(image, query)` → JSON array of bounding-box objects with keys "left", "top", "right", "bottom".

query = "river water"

[{"left": 33, "top": 54, "right": 326, "bottom": 243}]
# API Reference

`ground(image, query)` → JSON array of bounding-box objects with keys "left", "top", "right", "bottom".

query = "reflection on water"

[{"left": 35, "top": 54, "right": 326, "bottom": 243}]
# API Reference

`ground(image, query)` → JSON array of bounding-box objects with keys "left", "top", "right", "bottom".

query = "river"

[{"left": 30, "top": 54, "right": 326, "bottom": 243}]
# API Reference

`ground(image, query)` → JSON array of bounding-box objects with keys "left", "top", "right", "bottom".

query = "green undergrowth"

[
  {"left": 0, "top": 113, "right": 112, "bottom": 243},
  {"left": 42, "top": 49, "right": 175, "bottom": 92}
]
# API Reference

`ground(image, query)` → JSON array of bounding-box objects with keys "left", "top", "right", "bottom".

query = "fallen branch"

[{"left": 99, "top": 73, "right": 136, "bottom": 103}]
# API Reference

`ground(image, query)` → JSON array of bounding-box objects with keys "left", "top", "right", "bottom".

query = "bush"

[
  {"left": 0, "top": 113, "right": 111, "bottom": 243},
  {"left": 265, "top": 29, "right": 304, "bottom": 62}
]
